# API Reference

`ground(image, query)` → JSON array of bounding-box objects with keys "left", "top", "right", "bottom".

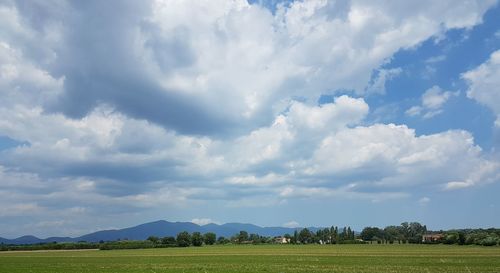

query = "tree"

[
  {"left": 480, "top": 236, "right": 498, "bottom": 246},
  {"left": 176, "top": 231, "right": 191, "bottom": 247},
  {"left": 360, "top": 227, "right": 382, "bottom": 241},
  {"left": 329, "top": 226, "right": 336, "bottom": 244},
  {"left": 330, "top": 226, "right": 338, "bottom": 244},
  {"left": 298, "top": 228, "right": 312, "bottom": 244},
  {"left": 444, "top": 233, "right": 458, "bottom": 245},
  {"left": 408, "top": 222, "right": 427, "bottom": 243},
  {"left": 161, "top": 236, "right": 176, "bottom": 245},
  {"left": 384, "top": 226, "right": 402, "bottom": 243},
  {"left": 237, "top": 231, "right": 249, "bottom": 243},
  {"left": 347, "top": 227, "right": 353, "bottom": 240},
  {"left": 217, "top": 236, "right": 229, "bottom": 244},
  {"left": 147, "top": 236, "right": 159, "bottom": 244},
  {"left": 292, "top": 230, "right": 298, "bottom": 244},
  {"left": 249, "top": 233, "right": 260, "bottom": 243},
  {"left": 316, "top": 228, "right": 330, "bottom": 244},
  {"left": 458, "top": 232, "right": 466, "bottom": 245},
  {"left": 400, "top": 222, "right": 410, "bottom": 243},
  {"left": 191, "top": 232, "right": 203, "bottom": 246},
  {"left": 340, "top": 227, "right": 347, "bottom": 242},
  {"left": 203, "top": 232, "right": 216, "bottom": 245}
]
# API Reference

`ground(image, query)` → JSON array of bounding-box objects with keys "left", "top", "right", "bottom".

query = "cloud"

[
  {"left": 283, "top": 220, "right": 300, "bottom": 228},
  {"left": 406, "top": 85, "right": 459, "bottom": 118},
  {"left": 0, "top": 0, "right": 499, "bottom": 237},
  {"left": 418, "top": 197, "right": 431, "bottom": 205},
  {"left": 444, "top": 160, "right": 500, "bottom": 190},
  {"left": 191, "top": 218, "right": 219, "bottom": 226},
  {"left": 425, "top": 55, "right": 447, "bottom": 63},
  {"left": 0, "top": 203, "right": 41, "bottom": 217},
  {"left": 292, "top": 123, "right": 500, "bottom": 195},
  {"left": 0, "top": 93, "right": 497, "bottom": 235},
  {"left": 278, "top": 185, "right": 410, "bottom": 202},
  {"left": 462, "top": 49, "right": 500, "bottom": 127},
  {"left": 495, "top": 30, "right": 500, "bottom": 39},
  {"left": 0, "top": 41, "right": 63, "bottom": 107},
  {"left": 366, "top": 68, "right": 402, "bottom": 95},
  {"left": 1, "top": 0, "right": 495, "bottom": 136}
]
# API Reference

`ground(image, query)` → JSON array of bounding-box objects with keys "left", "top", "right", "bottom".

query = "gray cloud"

[
  {"left": 8, "top": 0, "right": 494, "bottom": 136},
  {"left": 41, "top": 1, "right": 234, "bottom": 135}
]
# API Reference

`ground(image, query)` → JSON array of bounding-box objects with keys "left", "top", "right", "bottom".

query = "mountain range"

[{"left": 0, "top": 220, "right": 321, "bottom": 245}]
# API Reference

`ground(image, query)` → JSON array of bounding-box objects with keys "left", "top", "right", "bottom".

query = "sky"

[{"left": 0, "top": 0, "right": 500, "bottom": 238}]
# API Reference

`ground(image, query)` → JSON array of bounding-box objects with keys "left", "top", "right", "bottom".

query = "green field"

[{"left": 1, "top": 244, "right": 500, "bottom": 273}]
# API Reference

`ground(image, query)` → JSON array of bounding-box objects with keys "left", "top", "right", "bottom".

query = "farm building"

[
  {"left": 274, "top": 236, "right": 291, "bottom": 244},
  {"left": 422, "top": 234, "right": 444, "bottom": 243}
]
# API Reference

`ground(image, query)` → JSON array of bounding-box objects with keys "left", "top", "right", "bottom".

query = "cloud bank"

[{"left": 0, "top": 0, "right": 499, "bottom": 237}]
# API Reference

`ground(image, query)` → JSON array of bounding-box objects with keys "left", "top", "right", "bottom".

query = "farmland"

[{"left": 1, "top": 244, "right": 499, "bottom": 273}]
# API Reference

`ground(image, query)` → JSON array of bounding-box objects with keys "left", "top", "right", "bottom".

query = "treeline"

[
  {"left": 360, "top": 222, "right": 427, "bottom": 244},
  {"left": 360, "top": 222, "right": 500, "bottom": 246},
  {"left": 288, "top": 226, "right": 359, "bottom": 244},
  {"left": 439, "top": 228, "right": 500, "bottom": 246},
  {"left": 88, "top": 232, "right": 219, "bottom": 250},
  {"left": 0, "top": 242, "right": 100, "bottom": 251}
]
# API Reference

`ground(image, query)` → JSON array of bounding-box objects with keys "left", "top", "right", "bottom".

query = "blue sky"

[{"left": 0, "top": 0, "right": 499, "bottom": 238}]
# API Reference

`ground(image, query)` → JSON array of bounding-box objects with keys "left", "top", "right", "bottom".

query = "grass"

[{"left": 1, "top": 244, "right": 499, "bottom": 272}]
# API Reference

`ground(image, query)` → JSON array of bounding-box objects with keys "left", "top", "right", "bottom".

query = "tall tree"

[
  {"left": 203, "top": 232, "right": 216, "bottom": 245},
  {"left": 191, "top": 232, "right": 203, "bottom": 246},
  {"left": 329, "top": 226, "right": 335, "bottom": 244},
  {"left": 360, "top": 227, "right": 382, "bottom": 241},
  {"left": 237, "top": 231, "right": 249, "bottom": 243},
  {"left": 384, "top": 226, "right": 401, "bottom": 243},
  {"left": 249, "top": 233, "right": 260, "bottom": 243},
  {"left": 293, "top": 230, "right": 298, "bottom": 244},
  {"left": 176, "top": 231, "right": 191, "bottom": 247},
  {"left": 340, "top": 227, "right": 347, "bottom": 242},
  {"left": 298, "top": 228, "right": 312, "bottom": 244}
]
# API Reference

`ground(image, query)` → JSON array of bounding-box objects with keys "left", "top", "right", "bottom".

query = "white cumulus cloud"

[
  {"left": 462, "top": 50, "right": 500, "bottom": 127},
  {"left": 406, "top": 85, "right": 459, "bottom": 119}
]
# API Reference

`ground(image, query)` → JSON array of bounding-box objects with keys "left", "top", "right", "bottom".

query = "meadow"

[{"left": 1, "top": 244, "right": 499, "bottom": 273}]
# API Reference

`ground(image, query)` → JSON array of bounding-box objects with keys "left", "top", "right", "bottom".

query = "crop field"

[{"left": 1, "top": 244, "right": 499, "bottom": 273}]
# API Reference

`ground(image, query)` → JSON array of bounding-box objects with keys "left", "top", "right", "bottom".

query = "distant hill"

[
  {"left": 0, "top": 220, "right": 321, "bottom": 245},
  {"left": 0, "top": 235, "right": 74, "bottom": 245}
]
